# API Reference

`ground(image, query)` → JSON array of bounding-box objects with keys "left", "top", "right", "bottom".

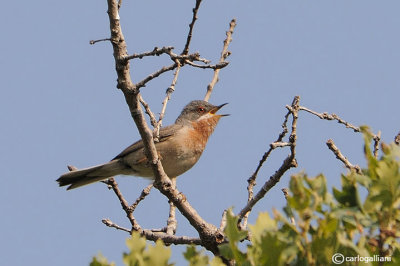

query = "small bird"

[{"left": 57, "top": 100, "right": 228, "bottom": 190}]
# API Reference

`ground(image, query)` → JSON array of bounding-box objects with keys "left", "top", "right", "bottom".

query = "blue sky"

[{"left": 1, "top": 1, "right": 399, "bottom": 265}]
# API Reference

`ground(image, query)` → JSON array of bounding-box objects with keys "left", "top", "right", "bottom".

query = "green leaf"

[
  {"left": 209, "top": 256, "right": 225, "bottom": 266},
  {"left": 183, "top": 246, "right": 209, "bottom": 266},
  {"left": 248, "top": 212, "right": 277, "bottom": 243},
  {"left": 224, "top": 209, "right": 247, "bottom": 243},
  {"left": 123, "top": 232, "right": 172, "bottom": 266},
  {"left": 145, "top": 239, "right": 171, "bottom": 266},
  {"left": 220, "top": 209, "right": 248, "bottom": 264},
  {"left": 90, "top": 253, "right": 115, "bottom": 266},
  {"left": 333, "top": 174, "right": 362, "bottom": 209}
]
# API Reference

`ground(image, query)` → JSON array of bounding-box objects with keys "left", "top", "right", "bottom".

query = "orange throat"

[{"left": 187, "top": 116, "right": 222, "bottom": 153}]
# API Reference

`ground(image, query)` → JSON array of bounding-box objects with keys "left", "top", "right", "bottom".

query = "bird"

[{"left": 57, "top": 100, "right": 228, "bottom": 190}]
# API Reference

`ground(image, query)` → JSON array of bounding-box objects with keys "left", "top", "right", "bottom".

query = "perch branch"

[{"left": 106, "top": 0, "right": 224, "bottom": 254}]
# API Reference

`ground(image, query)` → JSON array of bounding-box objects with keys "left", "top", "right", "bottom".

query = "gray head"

[{"left": 175, "top": 100, "right": 228, "bottom": 125}]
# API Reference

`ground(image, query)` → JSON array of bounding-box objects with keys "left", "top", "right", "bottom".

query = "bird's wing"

[{"left": 111, "top": 124, "right": 183, "bottom": 160}]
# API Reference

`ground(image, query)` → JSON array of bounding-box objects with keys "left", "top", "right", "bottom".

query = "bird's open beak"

[{"left": 210, "top": 103, "right": 229, "bottom": 116}]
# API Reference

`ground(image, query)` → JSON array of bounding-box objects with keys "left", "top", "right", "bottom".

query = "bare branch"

[
  {"left": 182, "top": 0, "right": 203, "bottom": 55},
  {"left": 240, "top": 106, "right": 292, "bottom": 228},
  {"left": 134, "top": 63, "right": 178, "bottom": 91},
  {"left": 239, "top": 96, "right": 299, "bottom": 222},
  {"left": 105, "top": 178, "right": 141, "bottom": 231},
  {"left": 139, "top": 95, "right": 158, "bottom": 128},
  {"left": 299, "top": 105, "right": 381, "bottom": 158},
  {"left": 130, "top": 183, "right": 154, "bottom": 212},
  {"left": 326, "top": 139, "right": 362, "bottom": 174},
  {"left": 123, "top": 46, "right": 174, "bottom": 61},
  {"left": 166, "top": 178, "right": 178, "bottom": 236},
  {"left": 204, "top": 19, "right": 236, "bottom": 102},
  {"left": 90, "top": 38, "right": 111, "bottom": 45},
  {"left": 185, "top": 60, "right": 229, "bottom": 70},
  {"left": 140, "top": 231, "right": 202, "bottom": 245},
  {"left": 299, "top": 106, "right": 360, "bottom": 133},
  {"left": 102, "top": 218, "right": 131, "bottom": 233},
  {"left": 155, "top": 61, "right": 182, "bottom": 140}
]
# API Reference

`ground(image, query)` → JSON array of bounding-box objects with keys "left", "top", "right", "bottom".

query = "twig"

[
  {"left": 166, "top": 178, "right": 178, "bottom": 235},
  {"left": 204, "top": 19, "right": 236, "bottom": 102},
  {"left": 241, "top": 107, "right": 291, "bottom": 228},
  {"left": 182, "top": 0, "right": 203, "bottom": 55},
  {"left": 326, "top": 139, "right": 362, "bottom": 174},
  {"left": 185, "top": 60, "right": 228, "bottom": 70},
  {"left": 299, "top": 105, "right": 382, "bottom": 158},
  {"left": 139, "top": 95, "right": 158, "bottom": 128},
  {"left": 89, "top": 38, "right": 111, "bottom": 45},
  {"left": 373, "top": 131, "right": 381, "bottom": 158},
  {"left": 281, "top": 188, "right": 296, "bottom": 225},
  {"left": 130, "top": 183, "right": 154, "bottom": 212},
  {"left": 239, "top": 96, "right": 299, "bottom": 222},
  {"left": 395, "top": 131, "right": 400, "bottom": 145},
  {"left": 155, "top": 61, "right": 182, "bottom": 139},
  {"left": 117, "top": 0, "right": 122, "bottom": 10},
  {"left": 139, "top": 231, "right": 202, "bottom": 245},
  {"left": 123, "top": 46, "right": 174, "bottom": 61},
  {"left": 102, "top": 218, "right": 131, "bottom": 233},
  {"left": 104, "top": 178, "right": 201, "bottom": 245},
  {"left": 299, "top": 106, "right": 360, "bottom": 133},
  {"left": 134, "top": 63, "right": 178, "bottom": 91},
  {"left": 105, "top": 178, "right": 141, "bottom": 231}
]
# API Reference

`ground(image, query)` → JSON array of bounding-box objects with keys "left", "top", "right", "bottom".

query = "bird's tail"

[{"left": 57, "top": 160, "right": 127, "bottom": 190}]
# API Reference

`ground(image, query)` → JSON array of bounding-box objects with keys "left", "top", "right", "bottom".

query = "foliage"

[
  {"left": 218, "top": 131, "right": 400, "bottom": 265},
  {"left": 92, "top": 133, "right": 400, "bottom": 265},
  {"left": 91, "top": 232, "right": 172, "bottom": 266}
]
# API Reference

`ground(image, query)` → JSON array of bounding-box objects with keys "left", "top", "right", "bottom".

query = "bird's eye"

[{"left": 197, "top": 107, "right": 205, "bottom": 113}]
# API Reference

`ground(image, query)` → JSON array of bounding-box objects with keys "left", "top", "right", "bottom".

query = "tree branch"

[
  {"left": 123, "top": 46, "right": 174, "bottom": 61},
  {"left": 204, "top": 19, "right": 236, "bottom": 102},
  {"left": 106, "top": 0, "right": 224, "bottom": 255},
  {"left": 326, "top": 139, "right": 362, "bottom": 174},
  {"left": 239, "top": 96, "right": 299, "bottom": 222},
  {"left": 130, "top": 183, "right": 153, "bottom": 212},
  {"left": 182, "top": 0, "right": 203, "bottom": 55}
]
